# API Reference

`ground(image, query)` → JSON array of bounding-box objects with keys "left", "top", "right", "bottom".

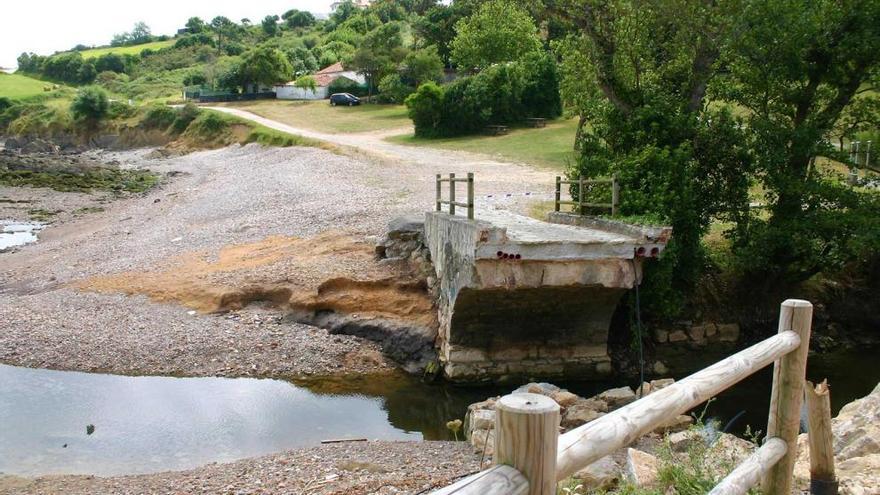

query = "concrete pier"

[{"left": 425, "top": 209, "right": 670, "bottom": 381}]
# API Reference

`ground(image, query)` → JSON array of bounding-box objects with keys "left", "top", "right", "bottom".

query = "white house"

[{"left": 274, "top": 62, "right": 366, "bottom": 100}]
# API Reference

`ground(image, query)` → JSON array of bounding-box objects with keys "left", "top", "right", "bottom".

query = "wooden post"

[
  {"left": 611, "top": 174, "right": 620, "bottom": 216},
  {"left": 554, "top": 176, "right": 561, "bottom": 212},
  {"left": 762, "top": 299, "right": 813, "bottom": 495},
  {"left": 495, "top": 393, "right": 560, "bottom": 495},
  {"left": 577, "top": 177, "right": 584, "bottom": 216},
  {"left": 449, "top": 173, "right": 456, "bottom": 216},
  {"left": 436, "top": 174, "right": 442, "bottom": 212},
  {"left": 806, "top": 380, "right": 837, "bottom": 495},
  {"left": 467, "top": 172, "right": 474, "bottom": 220}
]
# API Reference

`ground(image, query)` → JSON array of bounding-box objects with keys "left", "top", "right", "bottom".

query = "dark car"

[{"left": 329, "top": 93, "right": 361, "bottom": 106}]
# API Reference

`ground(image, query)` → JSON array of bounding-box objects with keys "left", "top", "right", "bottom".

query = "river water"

[
  {"left": 0, "top": 221, "right": 43, "bottom": 251},
  {"left": 1, "top": 347, "right": 877, "bottom": 477}
]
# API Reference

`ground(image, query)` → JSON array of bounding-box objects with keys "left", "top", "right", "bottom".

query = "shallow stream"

[
  {"left": 0, "top": 221, "right": 43, "bottom": 251},
  {"left": 1, "top": 347, "right": 877, "bottom": 477}
]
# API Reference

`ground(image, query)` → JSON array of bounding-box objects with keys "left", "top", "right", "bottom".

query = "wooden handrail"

[
  {"left": 429, "top": 299, "right": 814, "bottom": 495},
  {"left": 709, "top": 437, "right": 788, "bottom": 495},
  {"left": 555, "top": 329, "right": 801, "bottom": 480},
  {"left": 554, "top": 175, "right": 620, "bottom": 216},
  {"left": 436, "top": 173, "right": 475, "bottom": 220}
]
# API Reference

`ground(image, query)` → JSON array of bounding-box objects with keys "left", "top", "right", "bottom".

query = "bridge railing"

[
  {"left": 436, "top": 173, "right": 475, "bottom": 220},
  {"left": 430, "top": 299, "right": 814, "bottom": 495},
  {"left": 555, "top": 175, "right": 620, "bottom": 216}
]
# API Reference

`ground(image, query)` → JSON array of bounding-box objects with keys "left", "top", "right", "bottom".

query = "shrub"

[
  {"left": 520, "top": 52, "right": 562, "bottom": 119},
  {"left": 107, "top": 100, "right": 137, "bottom": 119},
  {"left": 377, "top": 74, "right": 413, "bottom": 103},
  {"left": 140, "top": 104, "right": 177, "bottom": 130},
  {"left": 185, "top": 111, "right": 229, "bottom": 139},
  {"left": 405, "top": 82, "right": 445, "bottom": 137},
  {"left": 171, "top": 103, "right": 201, "bottom": 133},
  {"left": 0, "top": 97, "right": 11, "bottom": 113},
  {"left": 70, "top": 86, "right": 109, "bottom": 124}
]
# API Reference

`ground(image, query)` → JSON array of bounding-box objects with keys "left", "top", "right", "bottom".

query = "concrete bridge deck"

[{"left": 424, "top": 209, "right": 670, "bottom": 381}]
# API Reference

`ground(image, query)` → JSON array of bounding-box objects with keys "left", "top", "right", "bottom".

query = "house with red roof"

[{"left": 274, "top": 62, "right": 366, "bottom": 100}]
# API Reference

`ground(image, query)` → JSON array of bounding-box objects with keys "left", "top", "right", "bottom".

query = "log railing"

[
  {"left": 554, "top": 175, "right": 620, "bottom": 216},
  {"left": 437, "top": 173, "right": 475, "bottom": 220},
  {"left": 430, "top": 299, "right": 814, "bottom": 495}
]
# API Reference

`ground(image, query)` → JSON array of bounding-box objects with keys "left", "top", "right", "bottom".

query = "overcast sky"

[{"left": 0, "top": 1, "right": 333, "bottom": 69}]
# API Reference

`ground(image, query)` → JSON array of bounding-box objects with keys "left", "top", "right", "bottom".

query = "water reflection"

[{"left": 0, "top": 221, "right": 43, "bottom": 251}]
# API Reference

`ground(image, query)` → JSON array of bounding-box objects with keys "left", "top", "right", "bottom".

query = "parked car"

[{"left": 329, "top": 93, "right": 361, "bottom": 106}]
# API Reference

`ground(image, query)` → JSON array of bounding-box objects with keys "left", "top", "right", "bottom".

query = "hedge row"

[{"left": 404, "top": 53, "right": 561, "bottom": 138}]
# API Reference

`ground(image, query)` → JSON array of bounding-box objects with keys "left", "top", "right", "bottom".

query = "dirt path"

[{"left": 209, "top": 106, "right": 558, "bottom": 184}]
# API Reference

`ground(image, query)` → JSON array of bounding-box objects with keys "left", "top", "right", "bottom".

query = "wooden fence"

[
  {"left": 430, "top": 299, "right": 816, "bottom": 495},
  {"left": 437, "top": 173, "right": 475, "bottom": 220},
  {"left": 554, "top": 175, "right": 620, "bottom": 216}
]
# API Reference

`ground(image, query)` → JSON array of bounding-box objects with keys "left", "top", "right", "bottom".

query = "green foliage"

[
  {"left": 716, "top": 0, "right": 880, "bottom": 289},
  {"left": 378, "top": 73, "right": 413, "bottom": 103},
  {"left": 405, "top": 82, "right": 445, "bottom": 137},
  {"left": 402, "top": 47, "right": 444, "bottom": 86},
  {"left": 140, "top": 104, "right": 178, "bottom": 130},
  {"left": 184, "top": 111, "right": 230, "bottom": 139},
  {"left": 94, "top": 53, "right": 126, "bottom": 74},
  {"left": 294, "top": 75, "right": 317, "bottom": 92},
  {"left": 70, "top": 86, "right": 109, "bottom": 124},
  {"left": 450, "top": 0, "right": 542, "bottom": 70},
  {"left": 170, "top": 103, "right": 201, "bottom": 133},
  {"left": 405, "top": 55, "right": 561, "bottom": 137},
  {"left": 328, "top": 77, "right": 369, "bottom": 96},
  {"left": 262, "top": 15, "right": 280, "bottom": 37}
]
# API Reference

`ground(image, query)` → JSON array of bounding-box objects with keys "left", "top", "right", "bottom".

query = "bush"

[
  {"left": 0, "top": 97, "right": 11, "bottom": 113},
  {"left": 377, "top": 74, "right": 413, "bottom": 103},
  {"left": 107, "top": 100, "right": 137, "bottom": 119},
  {"left": 185, "top": 111, "right": 230, "bottom": 139},
  {"left": 140, "top": 104, "right": 177, "bottom": 130},
  {"left": 405, "top": 82, "right": 445, "bottom": 137},
  {"left": 170, "top": 103, "right": 201, "bottom": 133},
  {"left": 70, "top": 86, "right": 109, "bottom": 124}
]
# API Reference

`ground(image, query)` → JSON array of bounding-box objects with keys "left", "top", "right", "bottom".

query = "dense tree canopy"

[{"left": 450, "top": 0, "right": 542, "bottom": 71}]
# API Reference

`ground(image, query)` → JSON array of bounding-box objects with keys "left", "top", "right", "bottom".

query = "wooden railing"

[
  {"left": 436, "top": 173, "right": 475, "bottom": 220},
  {"left": 430, "top": 299, "right": 815, "bottom": 495},
  {"left": 554, "top": 175, "right": 620, "bottom": 216}
]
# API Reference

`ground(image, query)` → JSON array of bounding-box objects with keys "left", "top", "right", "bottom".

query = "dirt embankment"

[{"left": 75, "top": 231, "right": 439, "bottom": 370}]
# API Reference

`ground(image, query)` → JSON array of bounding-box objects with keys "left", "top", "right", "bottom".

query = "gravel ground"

[
  {"left": 0, "top": 441, "right": 482, "bottom": 495},
  {"left": 1, "top": 141, "right": 554, "bottom": 378}
]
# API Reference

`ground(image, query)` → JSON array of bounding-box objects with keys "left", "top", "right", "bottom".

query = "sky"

[{"left": 0, "top": 0, "right": 334, "bottom": 69}]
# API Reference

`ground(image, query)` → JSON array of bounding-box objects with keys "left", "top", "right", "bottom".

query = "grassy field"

[
  {"left": 222, "top": 100, "right": 412, "bottom": 134},
  {"left": 77, "top": 40, "right": 175, "bottom": 59},
  {"left": 0, "top": 73, "right": 60, "bottom": 100},
  {"left": 388, "top": 118, "right": 579, "bottom": 170}
]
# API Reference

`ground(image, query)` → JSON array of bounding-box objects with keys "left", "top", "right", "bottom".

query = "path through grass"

[
  {"left": 220, "top": 100, "right": 411, "bottom": 134},
  {"left": 387, "top": 119, "right": 579, "bottom": 170}
]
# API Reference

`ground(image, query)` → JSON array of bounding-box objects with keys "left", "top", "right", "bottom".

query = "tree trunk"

[{"left": 574, "top": 115, "right": 587, "bottom": 151}]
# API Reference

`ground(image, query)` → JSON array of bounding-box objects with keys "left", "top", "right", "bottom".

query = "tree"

[
  {"left": 130, "top": 22, "right": 152, "bottom": 44},
  {"left": 185, "top": 17, "right": 206, "bottom": 33},
  {"left": 717, "top": 0, "right": 880, "bottom": 287},
  {"left": 283, "top": 10, "right": 316, "bottom": 29},
  {"left": 450, "top": 0, "right": 542, "bottom": 71},
  {"left": 332, "top": 0, "right": 358, "bottom": 24},
  {"left": 402, "top": 47, "right": 444, "bottom": 86},
  {"left": 350, "top": 22, "right": 406, "bottom": 97},
  {"left": 262, "top": 15, "right": 280, "bottom": 36},
  {"left": 237, "top": 47, "right": 293, "bottom": 92},
  {"left": 210, "top": 16, "right": 236, "bottom": 54},
  {"left": 414, "top": 4, "right": 458, "bottom": 66},
  {"left": 294, "top": 75, "right": 317, "bottom": 93},
  {"left": 70, "top": 86, "right": 109, "bottom": 126},
  {"left": 553, "top": 0, "right": 752, "bottom": 315},
  {"left": 94, "top": 53, "right": 125, "bottom": 74}
]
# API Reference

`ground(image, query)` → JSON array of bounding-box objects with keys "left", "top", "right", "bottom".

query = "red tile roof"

[{"left": 316, "top": 62, "right": 345, "bottom": 75}]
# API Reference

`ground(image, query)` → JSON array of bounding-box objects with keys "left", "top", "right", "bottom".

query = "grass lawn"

[
  {"left": 0, "top": 73, "right": 61, "bottom": 100},
  {"left": 77, "top": 40, "right": 175, "bottom": 59},
  {"left": 387, "top": 118, "right": 579, "bottom": 170},
  {"left": 220, "top": 100, "right": 412, "bottom": 134}
]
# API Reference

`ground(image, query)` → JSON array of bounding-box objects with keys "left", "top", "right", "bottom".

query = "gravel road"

[{"left": 1, "top": 138, "right": 555, "bottom": 378}]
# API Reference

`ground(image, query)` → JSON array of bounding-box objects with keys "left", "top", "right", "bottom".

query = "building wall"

[{"left": 275, "top": 85, "right": 328, "bottom": 100}]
